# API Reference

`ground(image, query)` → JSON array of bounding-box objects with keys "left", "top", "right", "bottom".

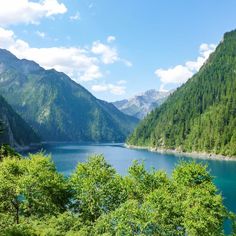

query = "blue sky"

[{"left": 0, "top": 0, "right": 236, "bottom": 101}]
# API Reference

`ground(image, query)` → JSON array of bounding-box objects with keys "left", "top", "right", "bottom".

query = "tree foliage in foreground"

[{"left": 0, "top": 151, "right": 235, "bottom": 235}]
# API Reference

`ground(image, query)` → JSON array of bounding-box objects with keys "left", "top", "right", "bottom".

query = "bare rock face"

[{"left": 113, "top": 89, "right": 173, "bottom": 119}]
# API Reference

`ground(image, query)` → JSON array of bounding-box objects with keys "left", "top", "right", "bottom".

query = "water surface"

[{"left": 26, "top": 143, "right": 236, "bottom": 215}]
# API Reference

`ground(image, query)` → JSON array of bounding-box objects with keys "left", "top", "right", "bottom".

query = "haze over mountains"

[
  {"left": 128, "top": 30, "right": 236, "bottom": 157},
  {"left": 0, "top": 49, "right": 138, "bottom": 144},
  {"left": 113, "top": 90, "right": 172, "bottom": 119}
]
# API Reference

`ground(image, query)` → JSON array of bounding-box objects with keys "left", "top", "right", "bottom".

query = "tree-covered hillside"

[
  {"left": 0, "top": 95, "right": 40, "bottom": 147},
  {"left": 0, "top": 49, "right": 138, "bottom": 142},
  {"left": 128, "top": 29, "right": 236, "bottom": 156}
]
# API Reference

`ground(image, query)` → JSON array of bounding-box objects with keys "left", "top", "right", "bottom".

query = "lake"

[{"left": 26, "top": 142, "right": 236, "bottom": 215}]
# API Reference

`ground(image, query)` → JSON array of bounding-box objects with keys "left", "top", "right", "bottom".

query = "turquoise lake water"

[{"left": 26, "top": 142, "right": 236, "bottom": 218}]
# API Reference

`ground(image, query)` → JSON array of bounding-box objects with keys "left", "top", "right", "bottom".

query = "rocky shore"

[{"left": 125, "top": 144, "right": 236, "bottom": 161}]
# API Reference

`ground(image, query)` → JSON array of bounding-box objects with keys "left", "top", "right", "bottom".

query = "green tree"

[
  {"left": 29, "top": 212, "right": 83, "bottom": 236},
  {"left": 0, "top": 144, "right": 20, "bottom": 161},
  {"left": 93, "top": 161, "right": 226, "bottom": 236},
  {"left": 70, "top": 155, "right": 126, "bottom": 223},
  {"left": 144, "top": 186, "right": 184, "bottom": 235},
  {"left": 20, "top": 153, "right": 70, "bottom": 218},
  {"left": 0, "top": 153, "right": 70, "bottom": 227},
  {"left": 182, "top": 187, "right": 225, "bottom": 236},
  {"left": 0, "top": 157, "right": 24, "bottom": 224},
  {"left": 0, "top": 155, "right": 231, "bottom": 235},
  {"left": 229, "top": 212, "right": 236, "bottom": 236},
  {"left": 172, "top": 161, "right": 212, "bottom": 187},
  {"left": 173, "top": 162, "right": 225, "bottom": 235},
  {"left": 124, "top": 160, "right": 169, "bottom": 202},
  {"left": 94, "top": 199, "right": 159, "bottom": 235}
]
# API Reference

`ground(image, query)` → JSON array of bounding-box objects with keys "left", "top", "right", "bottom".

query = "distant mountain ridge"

[
  {"left": 113, "top": 89, "right": 172, "bottom": 119},
  {"left": 0, "top": 95, "right": 40, "bottom": 147},
  {"left": 128, "top": 29, "right": 236, "bottom": 157},
  {"left": 0, "top": 49, "right": 138, "bottom": 142}
]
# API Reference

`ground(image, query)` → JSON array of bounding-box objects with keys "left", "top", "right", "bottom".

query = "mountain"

[
  {"left": 113, "top": 89, "right": 172, "bottom": 119},
  {"left": 0, "top": 95, "right": 40, "bottom": 147},
  {"left": 0, "top": 49, "right": 138, "bottom": 142},
  {"left": 128, "top": 29, "right": 236, "bottom": 157}
]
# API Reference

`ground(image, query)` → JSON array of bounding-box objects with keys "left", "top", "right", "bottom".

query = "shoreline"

[
  {"left": 15, "top": 142, "right": 43, "bottom": 152},
  {"left": 16, "top": 141, "right": 124, "bottom": 153},
  {"left": 125, "top": 144, "right": 236, "bottom": 161},
  {"left": 15, "top": 141, "right": 236, "bottom": 161}
]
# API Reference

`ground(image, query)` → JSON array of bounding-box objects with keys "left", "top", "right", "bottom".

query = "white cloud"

[
  {"left": 156, "top": 65, "right": 193, "bottom": 85},
  {"left": 122, "top": 59, "right": 133, "bottom": 67},
  {"left": 91, "top": 41, "right": 118, "bottom": 64},
  {"left": 0, "top": 27, "right": 102, "bottom": 82},
  {"left": 91, "top": 84, "right": 108, "bottom": 92},
  {"left": 0, "top": 27, "right": 15, "bottom": 48},
  {"left": 91, "top": 41, "right": 132, "bottom": 67},
  {"left": 92, "top": 83, "right": 126, "bottom": 95},
  {"left": 117, "top": 80, "right": 127, "bottom": 85},
  {"left": 80, "top": 64, "right": 102, "bottom": 82},
  {"left": 107, "top": 35, "right": 116, "bottom": 43},
  {"left": 0, "top": 0, "right": 67, "bottom": 26},
  {"left": 36, "top": 31, "right": 46, "bottom": 38},
  {"left": 0, "top": 27, "right": 131, "bottom": 83},
  {"left": 155, "top": 43, "right": 216, "bottom": 90},
  {"left": 70, "top": 12, "right": 80, "bottom": 21}
]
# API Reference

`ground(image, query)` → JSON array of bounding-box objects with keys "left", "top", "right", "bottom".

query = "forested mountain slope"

[
  {"left": 128, "top": 30, "right": 236, "bottom": 156},
  {"left": 0, "top": 49, "right": 138, "bottom": 142},
  {"left": 0, "top": 95, "right": 40, "bottom": 147}
]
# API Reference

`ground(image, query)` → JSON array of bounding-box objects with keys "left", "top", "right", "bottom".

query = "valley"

[{"left": 0, "top": 1, "right": 236, "bottom": 234}]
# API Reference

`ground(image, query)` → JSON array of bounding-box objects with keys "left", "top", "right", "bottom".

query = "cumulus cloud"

[
  {"left": 155, "top": 43, "right": 216, "bottom": 90},
  {"left": 91, "top": 40, "right": 132, "bottom": 67},
  {"left": 121, "top": 59, "right": 133, "bottom": 67},
  {"left": 36, "top": 31, "right": 46, "bottom": 38},
  {"left": 117, "top": 80, "right": 127, "bottom": 85},
  {"left": 92, "top": 83, "right": 126, "bottom": 95},
  {"left": 79, "top": 64, "right": 102, "bottom": 82},
  {"left": 0, "top": 0, "right": 67, "bottom": 26},
  {"left": 0, "top": 27, "right": 132, "bottom": 83},
  {"left": 156, "top": 65, "right": 193, "bottom": 85},
  {"left": 0, "top": 27, "right": 15, "bottom": 48},
  {"left": 69, "top": 12, "right": 80, "bottom": 21},
  {"left": 0, "top": 27, "right": 102, "bottom": 82},
  {"left": 107, "top": 35, "right": 116, "bottom": 43},
  {"left": 0, "top": 27, "right": 131, "bottom": 83},
  {"left": 91, "top": 41, "right": 119, "bottom": 64}
]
